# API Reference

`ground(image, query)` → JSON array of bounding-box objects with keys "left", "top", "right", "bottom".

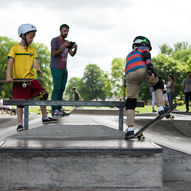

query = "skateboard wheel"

[
  {"left": 170, "top": 115, "right": 175, "bottom": 120},
  {"left": 139, "top": 136, "right": 145, "bottom": 141},
  {"left": 22, "top": 83, "right": 27, "bottom": 88},
  {"left": 137, "top": 133, "right": 145, "bottom": 141}
]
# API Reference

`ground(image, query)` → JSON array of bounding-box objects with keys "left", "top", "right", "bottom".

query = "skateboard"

[
  {"left": 0, "top": 78, "right": 34, "bottom": 88},
  {"left": 125, "top": 103, "right": 177, "bottom": 140}
]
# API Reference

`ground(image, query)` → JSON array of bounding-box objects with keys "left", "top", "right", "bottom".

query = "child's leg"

[
  {"left": 155, "top": 89, "right": 164, "bottom": 108},
  {"left": 40, "top": 106, "right": 47, "bottom": 118},
  {"left": 126, "top": 109, "right": 135, "bottom": 129},
  {"left": 17, "top": 107, "right": 23, "bottom": 124},
  {"left": 147, "top": 76, "right": 165, "bottom": 112}
]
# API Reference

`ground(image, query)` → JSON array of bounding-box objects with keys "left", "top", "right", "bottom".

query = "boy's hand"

[
  {"left": 149, "top": 73, "right": 156, "bottom": 81},
  {"left": 6, "top": 76, "right": 12, "bottom": 82},
  {"left": 37, "top": 69, "right": 43, "bottom": 76}
]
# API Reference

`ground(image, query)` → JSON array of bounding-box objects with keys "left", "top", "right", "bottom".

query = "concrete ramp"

[
  {"left": 0, "top": 124, "right": 162, "bottom": 190},
  {"left": 135, "top": 114, "right": 191, "bottom": 155},
  {"left": 134, "top": 114, "right": 191, "bottom": 185},
  {"left": 8, "top": 124, "right": 125, "bottom": 140},
  {"left": 135, "top": 118, "right": 191, "bottom": 137}
]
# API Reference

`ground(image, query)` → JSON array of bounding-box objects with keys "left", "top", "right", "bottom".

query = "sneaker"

[
  {"left": 59, "top": 109, "right": 70, "bottom": 116},
  {"left": 42, "top": 117, "right": 58, "bottom": 123},
  {"left": 125, "top": 130, "right": 134, "bottom": 140},
  {"left": 17, "top": 124, "right": 24, "bottom": 132},
  {"left": 52, "top": 110, "right": 60, "bottom": 117},
  {"left": 158, "top": 107, "right": 170, "bottom": 118}
]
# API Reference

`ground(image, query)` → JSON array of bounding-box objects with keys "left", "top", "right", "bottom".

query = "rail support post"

[
  {"left": 119, "top": 107, "right": 124, "bottom": 131},
  {"left": 24, "top": 106, "right": 29, "bottom": 130}
]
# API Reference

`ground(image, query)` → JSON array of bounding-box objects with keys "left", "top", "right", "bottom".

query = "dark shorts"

[{"left": 13, "top": 79, "right": 45, "bottom": 100}]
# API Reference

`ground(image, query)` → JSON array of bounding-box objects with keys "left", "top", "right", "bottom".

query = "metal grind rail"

[{"left": 3, "top": 100, "right": 144, "bottom": 131}]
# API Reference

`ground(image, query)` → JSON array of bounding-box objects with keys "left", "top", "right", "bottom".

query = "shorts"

[{"left": 13, "top": 79, "right": 45, "bottom": 100}]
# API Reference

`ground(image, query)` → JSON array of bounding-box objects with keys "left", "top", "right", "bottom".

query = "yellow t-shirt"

[{"left": 8, "top": 44, "right": 38, "bottom": 79}]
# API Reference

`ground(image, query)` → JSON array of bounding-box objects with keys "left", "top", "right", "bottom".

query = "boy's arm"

[
  {"left": 6, "top": 58, "right": 14, "bottom": 82},
  {"left": 34, "top": 58, "right": 43, "bottom": 76}
]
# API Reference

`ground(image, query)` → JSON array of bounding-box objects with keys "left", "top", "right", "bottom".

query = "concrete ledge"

[
  {"left": 0, "top": 138, "right": 162, "bottom": 154},
  {"left": 0, "top": 141, "right": 162, "bottom": 189},
  {"left": 0, "top": 125, "right": 162, "bottom": 189}
]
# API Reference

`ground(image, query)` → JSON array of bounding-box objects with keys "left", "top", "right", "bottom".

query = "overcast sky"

[{"left": 0, "top": 0, "right": 191, "bottom": 79}]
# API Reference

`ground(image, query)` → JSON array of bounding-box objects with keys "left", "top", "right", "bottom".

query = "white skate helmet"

[{"left": 18, "top": 24, "right": 37, "bottom": 37}]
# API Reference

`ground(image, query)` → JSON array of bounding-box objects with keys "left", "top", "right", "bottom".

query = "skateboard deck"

[
  {"left": 126, "top": 103, "right": 177, "bottom": 140},
  {"left": 0, "top": 78, "right": 34, "bottom": 88}
]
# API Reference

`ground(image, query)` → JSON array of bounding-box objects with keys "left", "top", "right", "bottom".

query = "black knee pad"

[
  {"left": 17, "top": 105, "right": 24, "bottom": 108},
  {"left": 40, "top": 91, "right": 48, "bottom": 100},
  {"left": 153, "top": 77, "right": 164, "bottom": 91},
  {"left": 125, "top": 98, "right": 137, "bottom": 110}
]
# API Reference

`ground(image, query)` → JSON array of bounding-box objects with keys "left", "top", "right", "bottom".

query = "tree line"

[{"left": 0, "top": 36, "right": 191, "bottom": 101}]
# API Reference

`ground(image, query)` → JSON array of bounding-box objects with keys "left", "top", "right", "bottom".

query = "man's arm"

[
  {"left": 6, "top": 58, "right": 14, "bottom": 81},
  {"left": 51, "top": 41, "right": 70, "bottom": 57},
  {"left": 182, "top": 79, "right": 185, "bottom": 91},
  {"left": 69, "top": 43, "right": 78, "bottom": 57}
]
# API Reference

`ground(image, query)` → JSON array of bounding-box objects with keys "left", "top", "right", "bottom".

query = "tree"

[
  {"left": 0, "top": 36, "right": 17, "bottom": 98},
  {"left": 174, "top": 41, "right": 189, "bottom": 52},
  {"left": 152, "top": 54, "right": 184, "bottom": 98},
  {"left": 65, "top": 77, "right": 81, "bottom": 100},
  {"left": 32, "top": 42, "right": 52, "bottom": 94},
  {"left": 102, "top": 72, "right": 112, "bottom": 99},
  {"left": 110, "top": 58, "right": 126, "bottom": 99},
  {"left": 159, "top": 44, "right": 173, "bottom": 56},
  {"left": 80, "top": 64, "right": 106, "bottom": 100}
]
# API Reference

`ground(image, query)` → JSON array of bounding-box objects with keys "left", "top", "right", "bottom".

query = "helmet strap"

[{"left": 23, "top": 34, "right": 29, "bottom": 50}]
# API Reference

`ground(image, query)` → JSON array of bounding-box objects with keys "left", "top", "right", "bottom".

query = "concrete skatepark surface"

[{"left": 0, "top": 111, "right": 191, "bottom": 190}]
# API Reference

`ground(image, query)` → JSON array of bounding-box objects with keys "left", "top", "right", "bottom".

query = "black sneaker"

[
  {"left": 42, "top": 117, "right": 58, "bottom": 123},
  {"left": 125, "top": 130, "right": 134, "bottom": 140},
  {"left": 17, "top": 124, "right": 24, "bottom": 132}
]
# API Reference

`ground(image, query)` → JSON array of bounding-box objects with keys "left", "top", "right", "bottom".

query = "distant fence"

[{"left": 3, "top": 100, "right": 144, "bottom": 131}]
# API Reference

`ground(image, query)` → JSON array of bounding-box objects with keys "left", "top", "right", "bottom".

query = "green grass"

[
  {"left": 135, "top": 104, "right": 186, "bottom": 113},
  {"left": 29, "top": 106, "right": 74, "bottom": 114},
  {"left": 28, "top": 104, "right": 187, "bottom": 114}
]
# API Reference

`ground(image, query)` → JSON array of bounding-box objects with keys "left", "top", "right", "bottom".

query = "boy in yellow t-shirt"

[{"left": 6, "top": 24, "right": 57, "bottom": 132}]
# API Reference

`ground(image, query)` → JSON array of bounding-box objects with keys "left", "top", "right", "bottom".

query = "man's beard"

[{"left": 62, "top": 34, "right": 67, "bottom": 39}]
